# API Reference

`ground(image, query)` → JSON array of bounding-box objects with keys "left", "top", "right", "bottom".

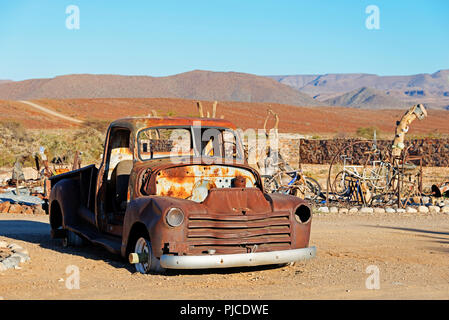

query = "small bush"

[
  {"left": 38, "top": 128, "right": 104, "bottom": 165},
  {"left": 0, "top": 153, "right": 16, "bottom": 167},
  {"left": 356, "top": 126, "right": 380, "bottom": 140},
  {"left": 0, "top": 121, "right": 28, "bottom": 142},
  {"left": 0, "top": 123, "right": 106, "bottom": 169},
  {"left": 333, "top": 132, "right": 349, "bottom": 139}
]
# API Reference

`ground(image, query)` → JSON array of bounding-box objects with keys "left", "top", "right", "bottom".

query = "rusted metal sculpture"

[
  {"left": 254, "top": 108, "right": 322, "bottom": 201},
  {"left": 392, "top": 104, "right": 427, "bottom": 157},
  {"left": 327, "top": 104, "right": 427, "bottom": 208}
]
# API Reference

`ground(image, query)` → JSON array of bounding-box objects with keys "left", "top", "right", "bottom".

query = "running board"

[{"left": 66, "top": 223, "right": 122, "bottom": 255}]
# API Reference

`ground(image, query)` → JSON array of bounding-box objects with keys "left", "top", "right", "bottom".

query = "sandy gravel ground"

[{"left": 0, "top": 211, "right": 447, "bottom": 300}]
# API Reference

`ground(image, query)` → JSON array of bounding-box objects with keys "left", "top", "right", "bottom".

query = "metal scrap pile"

[
  {"left": 0, "top": 148, "right": 82, "bottom": 215},
  {"left": 0, "top": 179, "right": 47, "bottom": 215},
  {"left": 325, "top": 104, "right": 434, "bottom": 208}
]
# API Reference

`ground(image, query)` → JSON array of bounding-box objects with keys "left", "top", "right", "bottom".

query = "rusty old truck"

[{"left": 48, "top": 116, "right": 316, "bottom": 273}]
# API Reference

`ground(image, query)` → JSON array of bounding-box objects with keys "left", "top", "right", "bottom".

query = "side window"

[
  {"left": 201, "top": 128, "right": 241, "bottom": 159},
  {"left": 107, "top": 128, "right": 132, "bottom": 180},
  {"left": 222, "top": 130, "right": 238, "bottom": 159},
  {"left": 201, "top": 128, "right": 221, "bottom": 157}
]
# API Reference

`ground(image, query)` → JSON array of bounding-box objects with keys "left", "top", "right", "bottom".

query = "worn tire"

[
  {"left": 133, "top": 236, "right": 165, "bottom": 274},
  {"left": 62, "top": 230, "right": 84, "bottom": 248}
]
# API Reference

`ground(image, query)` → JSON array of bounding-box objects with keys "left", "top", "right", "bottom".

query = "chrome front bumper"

[{"left": 160, "top": 246, "right": 316, "bottom": 269}]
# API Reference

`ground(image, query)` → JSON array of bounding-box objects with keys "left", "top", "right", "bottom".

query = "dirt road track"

[
  {"left": 0, "top": 212, "right": 448, "bottom": 300},
  {"left": 18, "top": 100, "right": 83, "bottom": 124}
]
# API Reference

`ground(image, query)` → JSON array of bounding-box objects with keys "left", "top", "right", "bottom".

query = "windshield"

[{"left": 137, "top": 126, "right": 244, "bottom": 161}]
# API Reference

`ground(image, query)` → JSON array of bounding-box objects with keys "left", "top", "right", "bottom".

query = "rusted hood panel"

[
  {"left": 155, "top": 165, "right": 257, "bottom": 201},
  {"left": 202, "top": 188, "right": 271, "bottom": 214},
  {"left": 137, "top": 158, "right": 263, "bottom": 198}
]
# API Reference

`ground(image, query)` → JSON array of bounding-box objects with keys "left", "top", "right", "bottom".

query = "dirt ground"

[{"left": 0, "top": 211, "right": 447, "bottom": 300}]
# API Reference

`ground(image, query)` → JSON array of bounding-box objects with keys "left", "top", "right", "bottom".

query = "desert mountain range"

[
  {"left": 323, "top": 87, "right": 407, "bottom": 110},
  {"left": 0, "top": 71, "right": 318, "bottom": 107},
  {"left": 1, "top": 69, "right": 448, "bottom": 109},
  {"left": 268, "top": 70, "right": 449, "bottom": 109}
]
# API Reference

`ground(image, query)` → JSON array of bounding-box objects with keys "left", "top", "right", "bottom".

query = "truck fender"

[
  {"left": 49, "top": 178, "right": 81, "bottom": 230},
  {"left": 121, "top": 196, "right": 204, "bottom": 258},
  {"left": 121, "top": 197, "right": 163, "bottom": 257}
]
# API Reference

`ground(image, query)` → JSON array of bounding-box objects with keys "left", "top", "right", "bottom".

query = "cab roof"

[{"left": 109, "top": 116, "right": 236, "bottom": 132}]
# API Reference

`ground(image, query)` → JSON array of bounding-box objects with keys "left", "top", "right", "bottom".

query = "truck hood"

[{"left": 136, "top": 157, "right": 264, "bottom": 200}]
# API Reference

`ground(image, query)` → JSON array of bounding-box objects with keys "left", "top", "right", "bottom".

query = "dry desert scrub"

[{"left": 0, "top": 122, "right": 104, "bottom": 167}]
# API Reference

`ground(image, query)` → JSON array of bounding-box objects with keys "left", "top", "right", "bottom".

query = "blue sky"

[{"left": 0, "top": 0, "right": 448, "bottom": 80}]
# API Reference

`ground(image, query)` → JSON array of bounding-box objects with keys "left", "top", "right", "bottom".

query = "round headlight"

[
  {"left": 294, "top": 204, "right": 311, "bottom": 224},
  {"left": 166, "top": 208, "right": 185, "bottom": 227}
]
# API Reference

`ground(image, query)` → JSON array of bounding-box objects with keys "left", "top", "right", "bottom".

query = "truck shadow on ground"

[
  {"left": 0, "top": 219, "right": 132, "bottom": 271},
  {"left": 367, "top": 225, "right": 449, "bottom": 254},
  {"left": 0, "top": 219, "right": 287, "bottom": 275}
]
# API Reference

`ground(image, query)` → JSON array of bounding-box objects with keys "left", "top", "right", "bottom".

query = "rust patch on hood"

[{"left": 154, "top": 164, "right": 257, "bottom": 202}]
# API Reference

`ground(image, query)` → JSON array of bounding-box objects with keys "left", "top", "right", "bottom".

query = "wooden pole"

[{"left": 196, "top": 101, "right": 204, "bottom": 118}]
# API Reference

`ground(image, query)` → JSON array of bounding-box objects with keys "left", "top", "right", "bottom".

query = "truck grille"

[{"left": 187, "top": 211, "right": 292, "bottom": 255}]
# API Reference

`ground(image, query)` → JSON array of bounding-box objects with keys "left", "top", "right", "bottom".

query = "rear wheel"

[{"left": 62, "top": 229, "right": 84, "bottom": 247}]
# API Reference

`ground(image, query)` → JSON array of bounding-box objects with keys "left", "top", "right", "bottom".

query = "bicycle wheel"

[
  {"left": 294, "top": 176, "right": 322, "bottom": 201},
  {"left": 328, "top": 141, "right": 391, "bottom": 206},
  {"left": 333, "top": 171, "right": 350, "bottom": 196}
]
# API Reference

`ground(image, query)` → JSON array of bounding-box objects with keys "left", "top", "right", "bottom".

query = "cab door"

[{"left": 95, "top": 126, "right": 132, "bottom": 232}]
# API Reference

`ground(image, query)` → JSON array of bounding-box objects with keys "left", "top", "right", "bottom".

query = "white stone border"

[
  {"left": 315, "top": 205, "right": 449, "bottom": 215},
  {"left": 0, "top": 240, "right": 30, "bottom": 271}
]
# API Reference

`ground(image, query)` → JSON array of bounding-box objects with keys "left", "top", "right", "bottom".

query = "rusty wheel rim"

[{"left": 135, "top": 237, "right": 150, "bottom": 274}]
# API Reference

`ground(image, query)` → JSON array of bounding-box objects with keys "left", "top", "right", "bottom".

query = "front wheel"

[{"left": 133, "top": 237, "right": 164, "bottom": 274}]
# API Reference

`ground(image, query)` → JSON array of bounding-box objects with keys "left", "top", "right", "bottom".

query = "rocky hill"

[
  {"left": 268, "top": 70, "right": 449, "bottom": 109},
  {"left": 0, "top": 70, "right": 319, "bottom": 107},
  {"left": 324, "top": 87, "right": 407, "bottom": 109}
]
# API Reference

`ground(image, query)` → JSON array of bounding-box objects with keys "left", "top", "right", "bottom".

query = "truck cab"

[{"left": 48, "top": 117, "right": 315, "bottom": 273}]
